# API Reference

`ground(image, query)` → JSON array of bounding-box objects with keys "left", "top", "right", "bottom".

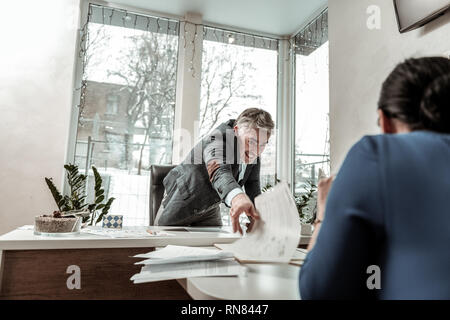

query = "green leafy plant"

[
  {"left": 45, "top": 164, "right": 115, "bottom": 225},
  {"left": 294, "top": 181, "right": 317, "bottom": 224},
  {"left": 262, "top": 179, "right": 317, "bottom": 224}
]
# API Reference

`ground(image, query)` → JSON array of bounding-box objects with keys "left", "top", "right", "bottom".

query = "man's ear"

[{"left": 378, "top": 109, "right": 395, "bottom": 134}]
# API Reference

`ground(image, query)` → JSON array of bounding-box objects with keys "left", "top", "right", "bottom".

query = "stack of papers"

[
  {"left": 290, "top": 248, "right": 308, "bottom": 266},
  {"left": 215, "top": 182, "right": 302, "bottom": 263},
  {"left": 134, "top": 245, "right": 234, "bottom": 264},
  {"left": 130, "top": 245, "right": 247, "bottom": 283}
]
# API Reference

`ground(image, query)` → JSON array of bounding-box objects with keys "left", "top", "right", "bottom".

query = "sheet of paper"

[
  {"left": 291, "top": 248, "right": 308, "bottom": 261},
  {"left": 157, "top": 227, "right": 188, "bottom": 232},
  {"left": 215, "top": 182, "right": 301, "bottom": 263},
  {"left": 184, "top": 227, "right": 231, "bottom": 233},
  {"left": 289, "top": 260, "right": 304, "bottom": 266},
  {"left": 135, "top": 252, "right": 234, "bottom": 265},
  {"left": 131, "top": 260, "right": 247, "bottom": 283},
  {"left": 80, "top": 227, "right": 174, "bottom": 238},
  {"left": 134, "top": 245, "right": 232, "bottom": 259},
  {"left": 289, "top": 249, "right": 308, "bottom": 266}
]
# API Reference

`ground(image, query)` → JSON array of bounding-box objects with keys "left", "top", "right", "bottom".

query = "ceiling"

[{"left": 106, "top": 0, "right": 328, "bottom": 36}]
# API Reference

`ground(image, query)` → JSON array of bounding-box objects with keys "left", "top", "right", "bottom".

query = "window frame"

[
  {"left": 65, "top": 0, "right": 329, "bottom": 199},
  {"left": 292, "top": 7, "right": 330, "bottom": 194},
  {"left": 199, "top": 25, "right": 280, "bottom": 187}
]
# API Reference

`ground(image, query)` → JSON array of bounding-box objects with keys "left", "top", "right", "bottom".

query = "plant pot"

[{"left": 34, "top": 215, "right": 82, "bottom": 236}]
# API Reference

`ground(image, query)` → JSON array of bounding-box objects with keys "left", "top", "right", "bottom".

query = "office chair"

[{"left": 149, "top": 164, "right": 176, "bottom": 225}]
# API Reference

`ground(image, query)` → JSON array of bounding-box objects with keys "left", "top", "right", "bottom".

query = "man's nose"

[
  {"left": 248, "top": 144, "right": 258, "bottom": 154},
  {"left": 257, "top": 144, "right": 266, "bottom": 155},
  {"left": 250, "top": 149, "right": 260, "bottom": 159}
]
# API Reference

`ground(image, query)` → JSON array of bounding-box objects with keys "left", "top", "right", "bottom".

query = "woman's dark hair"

[{"left": 378, "top": 57, "right": 450, "bottom": 133}]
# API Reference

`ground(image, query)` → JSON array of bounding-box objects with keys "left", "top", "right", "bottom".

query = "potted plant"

[
  {"left": 35, "top": 164, "right": 115, "bottom": 235},
  {"left": 294, "top": 180, "right": 317, "bottom": 225}
]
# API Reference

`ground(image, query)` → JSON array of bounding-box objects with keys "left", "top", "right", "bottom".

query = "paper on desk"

[
  {"left": 135, "top": 253, "right": 234, "bottom": 265},
  {"left": 134, "top": 245, "right": 231, "bottom": 258},
  {"left": 289, "top": 248, "right": 308, "bottom": 266},
  {"left": 292, "top": 248, "right": 308, "bottom": 261},
  {"left": 80, "top": 227, "right": 174, "bottom": 238},
  {"left": 131, "top": 260, "right": 247, "bottom": 283},
  {"left": 215, "top": 182, "right": 301, "bottom": 263},
  {"left": 134, "top": 245, "right": 234, "bottom": 265}
]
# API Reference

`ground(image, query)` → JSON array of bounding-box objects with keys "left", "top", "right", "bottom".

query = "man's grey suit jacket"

[{"left": 157, "top": 119, "right": 261, "bottom": 226}]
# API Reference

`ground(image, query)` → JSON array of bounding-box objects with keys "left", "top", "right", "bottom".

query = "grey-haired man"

[{"left": 154, "top": 108, "right": 274, "bottom": 234}]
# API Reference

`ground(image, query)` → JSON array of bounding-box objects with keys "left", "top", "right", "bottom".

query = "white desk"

[
  {"left": 178, "top": 263, "right": 301, "bottom": 300},
  {"left": 0, "top": 226, "right": 240, "bottom": 250},
  {"left": 0, "top": 226, "right": 309, "bottom": 300}
]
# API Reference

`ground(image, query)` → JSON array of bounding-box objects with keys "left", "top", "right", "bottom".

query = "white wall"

[
  {"left": 329, "top": 0, "right": 450, "bottom": 172},
  {"left": 0, "top": 0, "right": 80, "bottom": 235}
]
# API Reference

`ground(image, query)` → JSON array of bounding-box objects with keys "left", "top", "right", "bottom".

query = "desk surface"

[
  {"left": 179, "top": 263, "right": 301, "bottom": 300},
  {"left": 0, "top": 226, "right": 240, "bottom": 250},
  {"left": 0, "top": 228, "right": 308, "bottom": 300},
  {"left": 0, "top": 226, "right": 311, "bottom": 250}
]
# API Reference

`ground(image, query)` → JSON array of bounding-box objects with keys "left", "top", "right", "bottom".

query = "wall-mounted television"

[{"left": 394, "top": 0, "right": 450, "bottom": 33}]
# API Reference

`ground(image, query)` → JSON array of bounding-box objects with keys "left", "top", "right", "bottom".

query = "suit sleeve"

[
  {"left": 299, "top": 137, "right": 385, "bottom": 299},
  {"left": 244, "top": 158, "right": 261, "bottom": 204},
  {"left": 203, "top": 132, "right": 241, "bottom": 202},
  {"left": 224, "top": 187, "right": 244, "bottom": 207}
]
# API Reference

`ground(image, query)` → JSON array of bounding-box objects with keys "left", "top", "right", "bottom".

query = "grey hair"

[{"left": 235, "top": 108, "right": 275, "bottom": 133}]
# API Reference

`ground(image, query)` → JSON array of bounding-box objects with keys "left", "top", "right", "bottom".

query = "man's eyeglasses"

[{"left": 248, "top": 137, "right": 269, "bottom": 148}]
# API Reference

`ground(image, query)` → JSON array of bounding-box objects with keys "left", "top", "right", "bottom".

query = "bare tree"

[
  {"left": 108, "top": 32, "right": 177, "bottom": 174},
  {"left": 200, "top": 44, "right": 262, "bottom": 135},
  {"left": 84, "top": 24, "right": 111, "bottom": 80},
  {"left": 105, "top": 33, "right": 263, "bottom": 174}
]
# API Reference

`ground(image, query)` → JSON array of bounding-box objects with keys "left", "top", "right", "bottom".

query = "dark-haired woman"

[{"left": 299, "top": 57, "right": 450, "bottom": 299}]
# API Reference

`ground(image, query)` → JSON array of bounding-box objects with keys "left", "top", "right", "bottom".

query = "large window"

[
  {"left": 199, "top": 27, "right": 278, "bottom": 225},
  {"left": 74, "top": 4, "right": 179, "bottom": 225},
  {"left": 294, "top": 10, "right": 330, "bottom": 196},
  {"left": 200, "top": 27, "right": 278, "bottom": 187},
  {"left": 72, "top": 3, "right": 330, "bottom": 227}
]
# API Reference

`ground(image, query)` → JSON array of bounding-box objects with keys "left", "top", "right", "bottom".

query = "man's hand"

[
  {"left": 207, "top": 160, "right": 260, "bottom": 234},
  {"left": 230, "top": 193, "right": 260, "bottom": 235}
]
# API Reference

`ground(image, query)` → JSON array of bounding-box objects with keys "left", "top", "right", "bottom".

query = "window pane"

[
  {"left": 74, "top": 6, "right": 178, "bottom": 226},
  {"left": 200, "top": 31, "right": 278, "bottom": 225},
  {"left": 295, "top": 42, "right": 330, "bottom": 195}
]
